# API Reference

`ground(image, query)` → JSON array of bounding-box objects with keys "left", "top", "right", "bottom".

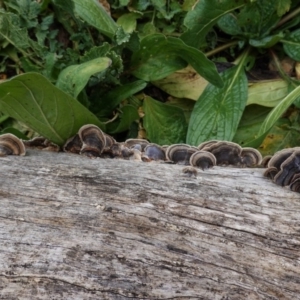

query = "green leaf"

[
  {"left": 276, "top": 0, "right": 291, "bottom": 17},
  {"left": 249, "top": 33, "right": 283, "bottom": 48},
  {"left": 0, "top": 127, "right": 29, "bottom": 140},
  {"left": 131, "top": 34, "right": 223, "bottom": 87},
  {"left": 143, "top": 96, "right": 187, "bottom": 145},
  {"left": 107, "top": 105, "right": 139, "bottom": 134},
  {"left": 247, "top": 79, "right": 289, "bottom": 107},
  {"left": 117, "top": 12, "right": 141, "bottom": 33},
  {"left": 152, "top": 65, "right": 208, "bottom": 101},
  {"left": 0, "top": 11, "right": 30, "bottom": 51},
  {"left": 94, "top": 80, "right": 147, "bottom": 117},
  {"left": 0, "top": 73, "right": 103, "bottom": 145},
  {"left": 187, "top": 65, "right": 247, "bottom": 145},
  {"left": 282, "top": 29, "right": 300, "bottom": 61},
  {"left": 258, "top": 85, "right": 300, "bottom": 135},
  {"left": 56, "top": 57, "right": 112, "bottom": 98},
  {"left": 233, "top": 105, "right": 272, "bottom": 147},
  {"left": 52, "top": 0, "right": 118, "bottom": 39},
  {"left": 181, "top": 0, "right": 247, "bottom": 48}
]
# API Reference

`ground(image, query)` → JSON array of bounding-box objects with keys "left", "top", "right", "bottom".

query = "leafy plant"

[{"left": 0, "top": 0, "right": 300, "bottom": 155}]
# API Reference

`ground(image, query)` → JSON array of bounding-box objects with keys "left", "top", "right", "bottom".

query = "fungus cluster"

[
  {"left": 0, "top": 126, "right": 263, "bottom": 174},
  {"left": 264, "top": 147, "right": 300, "bottom": 192}
]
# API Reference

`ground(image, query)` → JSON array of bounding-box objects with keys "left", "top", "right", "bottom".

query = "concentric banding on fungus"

[
  {"left": 204, "top": 141, "right": 242, "bottom": 166},
  {"left": 189, "top": 150, "right": 216, "bottom": 170},
  {"left": 290, "top": 173, "right": 300, "bottom": 192},
  {"left": 78, "top": 124, "right": 106, "bottom": 157},
  {"left": 260, "top": 155, "right": 272, "bottom": 168},
  {"left": 263, "top": 166, "right": 278, "bottom": 180},
  {"left": 198, "top": 140, "right": 219, "bottom": 151},
  {"left": 273, "top": 150, "right": 300, "bottom": 186},
  {"left": 0, "top": 133, "right": 26, "bottom": 156},
  {"left": 125, "top": 139, "right": 149, "bottom": 151},
  {"left": 240, "top": 147, "right": 262, "bottom": 167},
  {"left": 267, "top": 148, "right": 296, "bottom": 170},
  {"left": 165, "top": 144, "right": 198, "bottom": 165},
  {"left": 63, "top": 134, "right": 82, "bottom": 154},
  {"left": 142, "top": 144, "right": 166, "bottom": 162}
]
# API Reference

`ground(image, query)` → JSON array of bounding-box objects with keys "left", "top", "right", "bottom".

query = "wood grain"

[{"left": 0, "top": 150, "right": 299, "bottom": 299}]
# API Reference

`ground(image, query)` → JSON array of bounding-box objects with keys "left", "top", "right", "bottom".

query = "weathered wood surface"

[{"left": 0, "top": 149, "right": 300, "bottom": 300}]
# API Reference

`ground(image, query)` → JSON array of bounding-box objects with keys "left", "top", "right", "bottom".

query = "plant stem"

[
  {"left": 275, "top": 6, "right": 300, "bottom": 28},
  {"left": 205, "top": 40, "right": 239, "bottom": 57}
]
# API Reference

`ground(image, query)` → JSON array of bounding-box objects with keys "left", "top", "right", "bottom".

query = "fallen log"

[{"left": 0, "top": 149, "right": 299, "bottom": 299}]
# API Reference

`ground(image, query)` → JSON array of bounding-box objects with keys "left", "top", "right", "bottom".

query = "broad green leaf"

[
  {"left": 249, "top": 33, "right": 283, "bottom": 48},
  {"left": 143, "top": 96, "right": 187, "bottom": 145},
  {"left": 131, "top": 35, "right": 187, "bottom": 81},
  {"left": 152, "top": 65, "right": 208, "bottom": 100},
  {"left": 56, "top": 57, "right": 111, "bottom": 98},
  {"left": 247, "top": 79, "right": 289, "bottom": 107},
  {"left": 117, "top": 12, "right": 141, "bottom": 33},
  {"left": 0, "top": 11, "right": 30, "bottom": 51},
  {"left": 107, "top": 105, "right": 139, "bottom": 134},
  {"left": 0, "top": 73, "right": 103, "bottom": 145},
  {"left": 233, "top": 105, "right": 272, "bottom": 147},
  {"left": 52, "top": 0, "right": 118, "bottom": 39},
  {"left": 282, "top": 29, "right": 300, "bottom": 61},
  {"left": 93, "top": 80, "right": 147, "bottom": 117},
  {"left": 258, "top": 85, "right": 300, "bottom": 135},
  {"left": 131, "top": 34, "right": 223, "bottom": 87},
  {"left": 187, "top": 65, "right": 247, "bottom": 145},
  {"left": 181, "top": 0, "right": 247, "bottom": 48}
]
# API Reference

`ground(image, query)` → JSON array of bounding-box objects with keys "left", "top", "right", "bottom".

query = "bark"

[{"left": 0, "top": 149, "right": 300, "bottom": 300}]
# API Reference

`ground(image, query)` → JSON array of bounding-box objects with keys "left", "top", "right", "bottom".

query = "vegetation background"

[{"left": 0, "top": 0, "right": 300, "bottom": 155}]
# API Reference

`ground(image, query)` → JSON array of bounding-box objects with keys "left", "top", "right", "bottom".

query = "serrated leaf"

[
  {"left": 52, "top": 0, "right": 118, "bottom": 39},
  {"left": 187, "top": 65, "right": 247, "bottom": 145},
  {"left": 181, "top": 0, "right": 247, "bottom": 48},
  {"left": 143, "top": 96, "right": 187, "bottom": 145},
  {"left": 131, "top": 34, "right": 223, "bottom": 87},
  {"left": 282, "top": 29, "right": 300, "bottom": 61},
  {"left": 56, "top": 57, "right": 111, "bottom": 98},
  {"left": 107, "top": 105, "right": 139, "bottom": 134},
  {"left": 258, "top": 85, "right": 300, "bottom": 135},
  {"left": 0, "top": 73, "right": 103, "bottom": 145}
]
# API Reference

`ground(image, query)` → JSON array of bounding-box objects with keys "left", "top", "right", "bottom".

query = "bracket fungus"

[
  {"left": 78, "top": 124, "right": 106, "bottom": 158},
  {"left": 190, "top": 151, "right": 216, "bottom": 170},
  {"left": 240, "top": 147, "right": 262, "bottom": 167},
  {"left": 182, "top": 166, "right": 198, "bottom": 178},
  {"left": 142, "top": 144, "right": 166, "bottom": 162},
  {"left": 24, "top": 137, "right": 60, "bottom": 152},
  {"left": 125, "top": 139, "right": 149, "bottom": 152},
  {"left": 264, "top": 147, "right": 300, "bottom": 193},
  {"left": 0, "top": 133, "right": 26, "bottom": 156},
  {"left": 165, "top": 144, "right": 198, "bottom": 165},
  {"left": 63, "top": 134, "right": 82, "bottom": 154},
  {"left": 273, "top": 150, "right": 300, "bottom": 187},
  {"left": 203, "top": 141, "right": 243, "bottom": 166}
]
